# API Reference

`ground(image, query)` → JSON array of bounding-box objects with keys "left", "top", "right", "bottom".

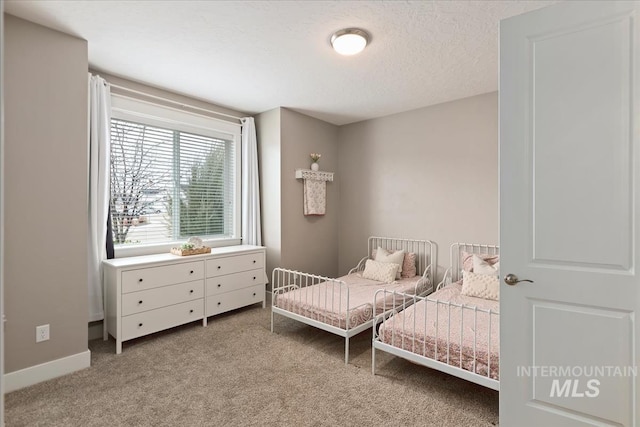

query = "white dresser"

[{"left": 103, "top": 245, "right": 266, "bottom": 353}]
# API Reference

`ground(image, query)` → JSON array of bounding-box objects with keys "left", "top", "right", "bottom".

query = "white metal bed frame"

[
  {"left": 271, "top": 237, "right": 437, "bottom": 364},
  {"left": 372, "top": 243, "right": 500, "bottom": 390}
]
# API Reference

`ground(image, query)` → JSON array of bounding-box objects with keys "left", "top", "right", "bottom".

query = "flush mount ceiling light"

[{"left": 330, "top": 28, "right": 370, "bottom": 56}]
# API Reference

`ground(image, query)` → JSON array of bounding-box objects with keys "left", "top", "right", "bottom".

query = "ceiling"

[{"left": 5, "top": 0, "right": 558, "bottom": 125}]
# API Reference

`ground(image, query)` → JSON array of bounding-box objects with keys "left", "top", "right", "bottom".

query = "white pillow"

[
  {"left": 362, "top": 259, "right": 399, "bottom": 283},
  {"left": 461, "top": 270, "right": 500, "bottom": 301},
  {"left": 472, "top": 254, "right": 500, "bottom": 276},
  {"left": 374, "top": 247, "right": 405, "bottom": 279}
]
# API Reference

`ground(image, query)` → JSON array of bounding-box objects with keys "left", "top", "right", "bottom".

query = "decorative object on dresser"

[
  {"left": 170, "top": 246, "right": 212, "bottom": 256},
  {"left": 170, "top": 236, "right": 212, "bottom": 256},
  {"left": 103, "top": 245, "right": 266, "bottom": 353}
]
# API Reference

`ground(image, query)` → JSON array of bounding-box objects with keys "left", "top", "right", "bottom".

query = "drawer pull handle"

[
  {"left": 138, "top": 323, "right": 143, "bottom": 327},
  {"left": 253, "top": 260, "right": 256, "bottom": 264},
  {"left": 253, "top": 276, "right": 256, "bottom": 280},
  {"left": 217, "top": 302, "right": 221, "bottom": 306},
  {"left": 190, "top": 309, "right": 194, "bottom": 313},
  {"left": 138, "top": 300, "right": 143, "bottom": 304},
  {"left": 138, "top": 278, "right": 143, "bottom": 283},
  {"left": 190, "top": 290, "right": 194, "bottom": 294},
  {"left": 217, "top": 266, "right": 221, "bottom": 270},
  {"left": 217, "top": 284, "right": 221, "bottom": 288},
  {"left": 253, "top": 293, "right": 256, "bottom": 297},
  {"left": 190, "top": 270, "right": 194, "bottom": 274}
]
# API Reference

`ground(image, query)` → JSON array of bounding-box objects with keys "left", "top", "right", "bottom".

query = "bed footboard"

[
  {"left": 372, "top": 290, "right": 500, "bottom": 390},
  {"left": 271, "top": 267, "right": 368, "bottom": 363},
  {"left": 271, "top": 267, "right": 373, "bottom": 331}
]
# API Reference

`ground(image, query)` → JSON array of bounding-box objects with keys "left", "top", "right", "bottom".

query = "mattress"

[
  {"left": 378, "top": 281, "right": 500, "bottom": 380},
  {"left": 274, "top": 272, "right": 430, "bottom": 330}
]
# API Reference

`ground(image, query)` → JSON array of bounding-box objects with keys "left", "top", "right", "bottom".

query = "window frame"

[{"left": 110, "top": 94, "right": 242, "bottom": 258}]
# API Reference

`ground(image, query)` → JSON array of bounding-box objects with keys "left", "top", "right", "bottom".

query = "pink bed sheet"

[
  {"left": 378, "top": 281, "right": 500, "bottom": 380},
  {"left": 274, "top": 273, "right": 430, "bottom": 330}
]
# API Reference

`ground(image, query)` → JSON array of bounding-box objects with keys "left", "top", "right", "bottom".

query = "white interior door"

[{"left": 500, "top": 1, "right": 639, "bottom": 426}]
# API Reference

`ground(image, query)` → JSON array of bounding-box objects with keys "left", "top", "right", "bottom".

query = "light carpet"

[{"left": 5, "top": 304, "right": 498, "bottom": 426}]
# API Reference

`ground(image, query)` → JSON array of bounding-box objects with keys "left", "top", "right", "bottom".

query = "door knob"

[{"left": 504, "top": 274, "right": 534, "bottom": 286}]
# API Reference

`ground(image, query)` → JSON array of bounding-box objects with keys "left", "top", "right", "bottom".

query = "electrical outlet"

[{"left": 36, "top": 324, "right": 50, "bottom": 343}]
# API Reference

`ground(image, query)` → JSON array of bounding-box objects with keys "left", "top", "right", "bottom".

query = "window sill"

[{"left": 113, "top": 238, "right": 242, "bottom": 259}]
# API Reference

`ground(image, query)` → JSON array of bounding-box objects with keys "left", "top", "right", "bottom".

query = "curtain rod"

[{"left": 107, "top": 82, "right": 245, "bottom": 122}]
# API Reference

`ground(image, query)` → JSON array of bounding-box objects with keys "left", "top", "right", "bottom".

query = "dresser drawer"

[
  {"left": 122, "top": 280, "right": 204, "bottom": 316},
  {"left": 206, "top": 269, "right": 265, "bottom": 296},
  {"left": 122, "top": 299, "right": 204, "bottom": 341},
  {"left": 206, "top": 284, "right": 264, "bottom": 317},
  {"left": 122, "top": 261, "right": 204, "bottom": 293},
  {"left": 206, "top": 253, "right": 264, "bottom": 278}
]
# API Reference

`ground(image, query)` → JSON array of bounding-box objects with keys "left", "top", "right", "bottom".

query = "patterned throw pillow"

[
  {"left": 461, "top": 270, "right": 500, "bottom": 301},
  {"left": 374, "top": 247, "right": 405, "bottom": 279},
  {"left": 362, "top": 259, "right": 399, "bottom": 283},
  {"left": 472, "top": 254, "right": 500, "bottom": 276},
  {"left": 461, "top": 251, "right": 500, "bottom": 272},
  {"left": 402, "top": 252, "right": 417, "bottom": 279},
  {"left": 372, "top": 248, "right": 418, "bottom": 279}
]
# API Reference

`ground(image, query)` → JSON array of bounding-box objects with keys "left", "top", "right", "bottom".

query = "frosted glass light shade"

[{"left": 331, "top": 28, "right": 370, "bottom": 56}]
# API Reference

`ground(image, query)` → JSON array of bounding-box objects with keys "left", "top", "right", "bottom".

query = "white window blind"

[{"left": 109, "top": 96, "right": 240, "bottom": 251}]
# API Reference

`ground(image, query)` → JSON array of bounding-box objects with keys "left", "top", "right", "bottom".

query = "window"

[{"left": 110, "top": 96, "right": 241, "bottom": 255}]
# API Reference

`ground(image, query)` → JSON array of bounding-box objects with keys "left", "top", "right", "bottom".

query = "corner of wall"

[{"left": 279, "top": 110, "right": 340, "bottom": 277}]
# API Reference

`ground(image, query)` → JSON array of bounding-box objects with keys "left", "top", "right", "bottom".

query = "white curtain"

[
  {"left": 241, "top": 117, "right": 262, "bottom": 246},
  {"left": 88, "top": 74, "right": 112, "bottom": 322}
]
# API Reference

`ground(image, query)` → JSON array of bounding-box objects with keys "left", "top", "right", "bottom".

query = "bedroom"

[{"left": 1, "top": 1, "right": 638, "bottom": 426}]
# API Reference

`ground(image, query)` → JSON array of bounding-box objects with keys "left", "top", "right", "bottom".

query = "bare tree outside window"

[{"left": 110, "top": 120, "right": 172, "bottom": 244}]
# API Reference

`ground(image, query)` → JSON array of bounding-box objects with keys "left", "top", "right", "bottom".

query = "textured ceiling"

[{"left": 5, "top": 0, "right": 558, "bottom": 125}]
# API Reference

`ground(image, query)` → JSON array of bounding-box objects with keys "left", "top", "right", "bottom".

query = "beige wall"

[
  {"left": 280, "top": 108, "right": 339, "bottom": 278},
  {"left": 256, "top": 108, "right": 340, "bottom": 279},
  {"left": 337, "top": 92, "right": 499, "bottom": 279},
  {"left": 4, "top": 15, "right": 89, "bottom": 372}
]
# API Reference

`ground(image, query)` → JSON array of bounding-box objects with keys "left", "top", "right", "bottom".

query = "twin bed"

[
  {"left": 271, "top": 237, "right": 436, "bottom": 364},
  {"left": 373, "top": 243, "right": 500, "bottom": 390},
  {"left": 271, "top": 239, "right": 500, "bottom": 391}
]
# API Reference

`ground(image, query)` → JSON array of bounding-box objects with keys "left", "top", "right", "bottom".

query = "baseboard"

[{"left": 3, "top": 350, "right": 91, "bottom": 393}]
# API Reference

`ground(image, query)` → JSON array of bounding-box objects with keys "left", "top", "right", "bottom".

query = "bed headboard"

[
  {"left": 367, "top": 236, "right": 437, "bottom": 284},
  {"left": 450, "top": 242, "right": 500, "bottom": 283}
]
